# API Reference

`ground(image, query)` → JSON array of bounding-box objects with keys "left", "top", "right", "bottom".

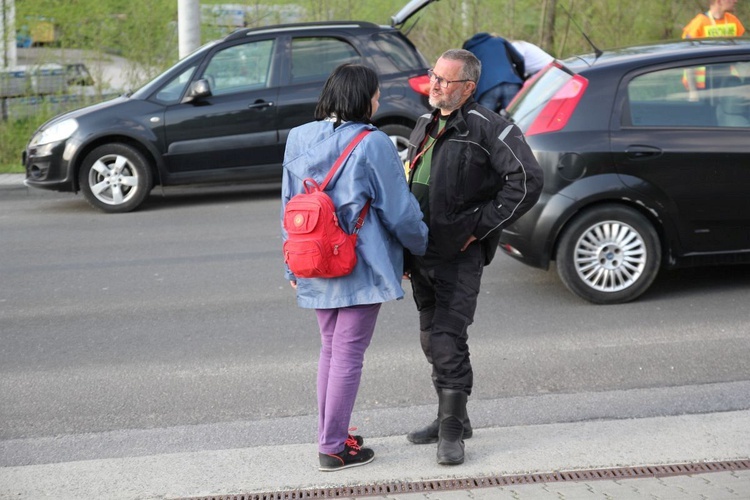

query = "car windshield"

[
  {"left": 507, "top": 63, "right": 573, "bottom": 132},
  {"left": 130, "top": 40, "right": 219, "bottom": 99}
]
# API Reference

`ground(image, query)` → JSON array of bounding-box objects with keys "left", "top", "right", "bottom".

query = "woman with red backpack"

[{"left": 281, "top": 64, "right": 428, "bottom": 471}]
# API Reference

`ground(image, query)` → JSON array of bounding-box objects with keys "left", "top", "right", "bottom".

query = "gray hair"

[{"left": 440, "top": 49, "right": 481, "bottom": 83}]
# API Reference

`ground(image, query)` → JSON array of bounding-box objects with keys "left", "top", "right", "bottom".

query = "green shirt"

[{"left": 411, "top": 116, "right": 447, "bottom": 226}]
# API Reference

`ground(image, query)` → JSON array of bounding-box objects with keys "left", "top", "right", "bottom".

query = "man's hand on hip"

[{"left": 461, "top": 235, "right": 477, "bottom": 251}]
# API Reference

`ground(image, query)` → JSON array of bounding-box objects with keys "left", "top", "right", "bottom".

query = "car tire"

[
  {"left": 378, "top": 124, "right": 413, "bottom": 163},
  {"left": 556, "top": 205, "right": 661, "bottom": 304},
  {"left": 79, "top": 143, "right": 153, "bottom": 213}
]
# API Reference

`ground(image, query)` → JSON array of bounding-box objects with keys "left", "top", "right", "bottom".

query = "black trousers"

[{"left": 410, "top": 243, "right": 484, "bottom": 395}]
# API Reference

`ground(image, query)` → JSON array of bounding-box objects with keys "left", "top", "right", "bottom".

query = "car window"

[
  {"left": 372, "top": 32, "right": 427, "bottom": 71},
  {"left": 290, "top": 37, "right": 360, "bottom": 84},
  {"left": 154, "top": 64, "right": 198, "bottom": 104},
  {"left": 626, "top": 61, "right": 750, "bottom": 128},
  {"left": 714, "top": 61, "right": 750, "bottom": 127},
  {"left": 203, "top": 39, "right": 274, "bottom": 95}
]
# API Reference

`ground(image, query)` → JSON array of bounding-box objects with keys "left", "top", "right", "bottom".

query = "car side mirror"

[{"left": 183, "top": 78, "right": 212, "bottom": 103}]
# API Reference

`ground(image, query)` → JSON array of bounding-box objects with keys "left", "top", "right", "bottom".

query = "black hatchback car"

[
  {"left": 500, "top": 38, "right": 750, "bottom": 304},
  {"left": 22, "top": 21, "right": 431, "bottom": 213}
]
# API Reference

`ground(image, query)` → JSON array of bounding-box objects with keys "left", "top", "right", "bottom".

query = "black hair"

[{"left": 314, "top": 64, "right": 379, "bottom": 124}]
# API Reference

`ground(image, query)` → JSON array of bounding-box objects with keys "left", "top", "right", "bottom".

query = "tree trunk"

[{"left": 539, "top": 0, "right": 556, "bottom": 54}]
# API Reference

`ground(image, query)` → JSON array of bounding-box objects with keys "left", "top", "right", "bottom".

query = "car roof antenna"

[{"left": 560, "top": 3, "right": 603, "bottom": 62}]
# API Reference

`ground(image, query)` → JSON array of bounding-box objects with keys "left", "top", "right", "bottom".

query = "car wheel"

[
  {"left": 556, "top": 205, "right": 661, "bottom": 304},
  {"left": 378, "top": 124, "right": 412, "bottom": 163},
  {"left": 79, "top": 143, "right": 153, "bottom": 213}
]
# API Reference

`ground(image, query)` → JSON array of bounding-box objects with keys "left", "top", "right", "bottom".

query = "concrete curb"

[
  {"left": 0, "top": 174, "right": 25, "bottom": 189},
  {"left": 1, "top": 410, "right": 748, "bottom": 500}
]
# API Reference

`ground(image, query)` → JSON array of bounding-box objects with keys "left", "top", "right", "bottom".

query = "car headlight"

[{"left": 31, "top": 118, "right": 79, "bottom": 147}]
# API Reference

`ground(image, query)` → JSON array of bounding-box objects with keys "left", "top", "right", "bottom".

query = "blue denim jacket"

[{"left": 282, "top": 120, "right": 428, "bottom": 309}]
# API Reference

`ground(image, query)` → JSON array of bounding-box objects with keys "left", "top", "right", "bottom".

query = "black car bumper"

[
  {"left": 498, "top": 191, "right": 577, "bottom": 270},
  {"left": 23, "top": 140, "right": 76, "bottom": 192}
]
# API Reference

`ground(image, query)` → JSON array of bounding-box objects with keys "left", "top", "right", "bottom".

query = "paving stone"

[{"left": 279, "top": 470, "right": 750, "bottom": 500}]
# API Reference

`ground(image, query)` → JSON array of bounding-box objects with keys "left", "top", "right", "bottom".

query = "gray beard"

[{"left": 429, "top": 92, "right": 464, "bottom": 113}]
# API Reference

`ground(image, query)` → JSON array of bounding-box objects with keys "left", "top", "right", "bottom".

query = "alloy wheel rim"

[
  {"left": 88, "top": 154, "right": 139, "bottom": 205},
  {"left": 573, "top": 220, "right": 647, "bottom": 292}
]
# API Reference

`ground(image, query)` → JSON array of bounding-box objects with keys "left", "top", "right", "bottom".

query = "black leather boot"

[
  {"left": 407, "top": 380, "right": 472, "bottom": 444},
  {"left": 436, "top": 389, "right": 468, "bottom": 465},
  {"left": 406, "top": 415, "right": 473, "bottom": 444}
]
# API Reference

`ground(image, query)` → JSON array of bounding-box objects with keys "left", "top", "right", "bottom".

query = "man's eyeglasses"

[{"left": 427, "top": 69, "right": 472, "bottom": 89}]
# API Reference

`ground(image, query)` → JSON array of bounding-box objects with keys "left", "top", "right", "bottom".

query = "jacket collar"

[{"left": 429, "top": 97, "right": 476, "bottom": 136}]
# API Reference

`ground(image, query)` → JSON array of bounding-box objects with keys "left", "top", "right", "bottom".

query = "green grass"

[
  {"left": 1, "top": 97, "right": 99, "bottom": 174},
  {"left": 0, "top": 166, "right": 25, "bottom": 174},
  {"left": 1, "top": 115, "right": 48, "bottom": 174},
  {"left": 0, "top": 164, "right": 25, "bottom": 174}
]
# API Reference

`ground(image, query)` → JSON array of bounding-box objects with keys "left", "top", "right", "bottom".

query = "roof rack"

[{"left": 225, "top": 21, "right": 381, "bottom": 41}]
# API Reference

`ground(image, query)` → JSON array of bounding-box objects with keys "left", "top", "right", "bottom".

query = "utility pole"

[
  {"left": 178, "top": 0, "right": 201, "bottom": 59},
  {"left": 1, "top": 0, "right": 18, "bottom": 121},
  {"left": 1, "top": 0, "right": 17, "bottom": 67}
]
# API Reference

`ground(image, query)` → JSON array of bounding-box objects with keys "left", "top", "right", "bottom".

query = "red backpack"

[{"left": 283, "top": 130, "right": 371, "bottom": 279}]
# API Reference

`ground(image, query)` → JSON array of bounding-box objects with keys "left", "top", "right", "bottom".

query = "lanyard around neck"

[{"left": 412, "top": 117, "right": 448, "bottom": 169}]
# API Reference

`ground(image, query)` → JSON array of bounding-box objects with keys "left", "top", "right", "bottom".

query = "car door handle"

[
  {"left": 248, "top": 101, "right": 274, "bottom": 109},
  {"left": 626, "top": 145, "right": 662, "bottom": 159}
]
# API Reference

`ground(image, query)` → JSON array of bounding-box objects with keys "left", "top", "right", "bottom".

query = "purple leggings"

[{"left": 315, "top": 303, "right": 381, "bottom": 454}]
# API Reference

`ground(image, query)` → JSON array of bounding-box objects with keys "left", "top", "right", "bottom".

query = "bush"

[
  {"left": 1, "top": 96, "right": 102, "bottom": 173},
  {"left": 0, "top": 115, "right": 50, "bottom": 173}
]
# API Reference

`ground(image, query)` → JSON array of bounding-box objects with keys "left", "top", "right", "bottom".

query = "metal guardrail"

[
  {"left": 1, "top": 63, "right": 103, "bottom": 120},
  {"left": 1, "top": 65, "right": 67, "bottom": 98},
  {"left": 1, "top": 91, "right": 120, "bottom": 120}
]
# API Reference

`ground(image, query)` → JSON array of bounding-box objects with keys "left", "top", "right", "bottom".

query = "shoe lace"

[
  {"left": 347, "top": 426, "right": 359, "bottom": 445},
  {"left": 344, "top": 435, "right": 361, "bottom": 451}
]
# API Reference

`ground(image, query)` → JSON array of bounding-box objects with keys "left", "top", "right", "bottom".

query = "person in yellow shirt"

[
  {"left": 682, "top": 0, "right": 746, "bottom": 100},
  {"left": 683, "top": 0, "right": 745, "bottom": 38}
]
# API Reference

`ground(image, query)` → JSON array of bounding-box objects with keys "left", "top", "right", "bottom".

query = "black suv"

[
  {"left": 22, "top": 21, "right": 431, "bottom": 212},
  {"left": 500, "top": 39, "right": 750, "bottom": 304}
]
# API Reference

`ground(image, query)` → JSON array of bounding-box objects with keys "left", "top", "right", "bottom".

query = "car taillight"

[
  {"left": 526, "top": 74, "right": 588, "bottom": 136},
  {"left": 408, "top": 74, "right": 431, "bottom": 96}
]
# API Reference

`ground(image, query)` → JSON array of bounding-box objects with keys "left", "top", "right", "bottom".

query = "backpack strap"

[
  {"left": 353, "top": 199, "right": 372, "bottom": 234},
  {"left": 319, "top": 129, "right": 372, "bottom": 234},
  {"left": 319, "top": 129, "right": 371, "bottom": 191}
]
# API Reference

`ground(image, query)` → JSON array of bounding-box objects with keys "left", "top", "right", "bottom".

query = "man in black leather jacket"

[{"left": 405, "top": 49, "right": 543, "bottom": 466}]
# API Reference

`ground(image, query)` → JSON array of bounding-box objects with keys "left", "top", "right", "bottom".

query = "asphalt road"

[{"left": 2, "top": 184, "right": 749, "bottom": 468}]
